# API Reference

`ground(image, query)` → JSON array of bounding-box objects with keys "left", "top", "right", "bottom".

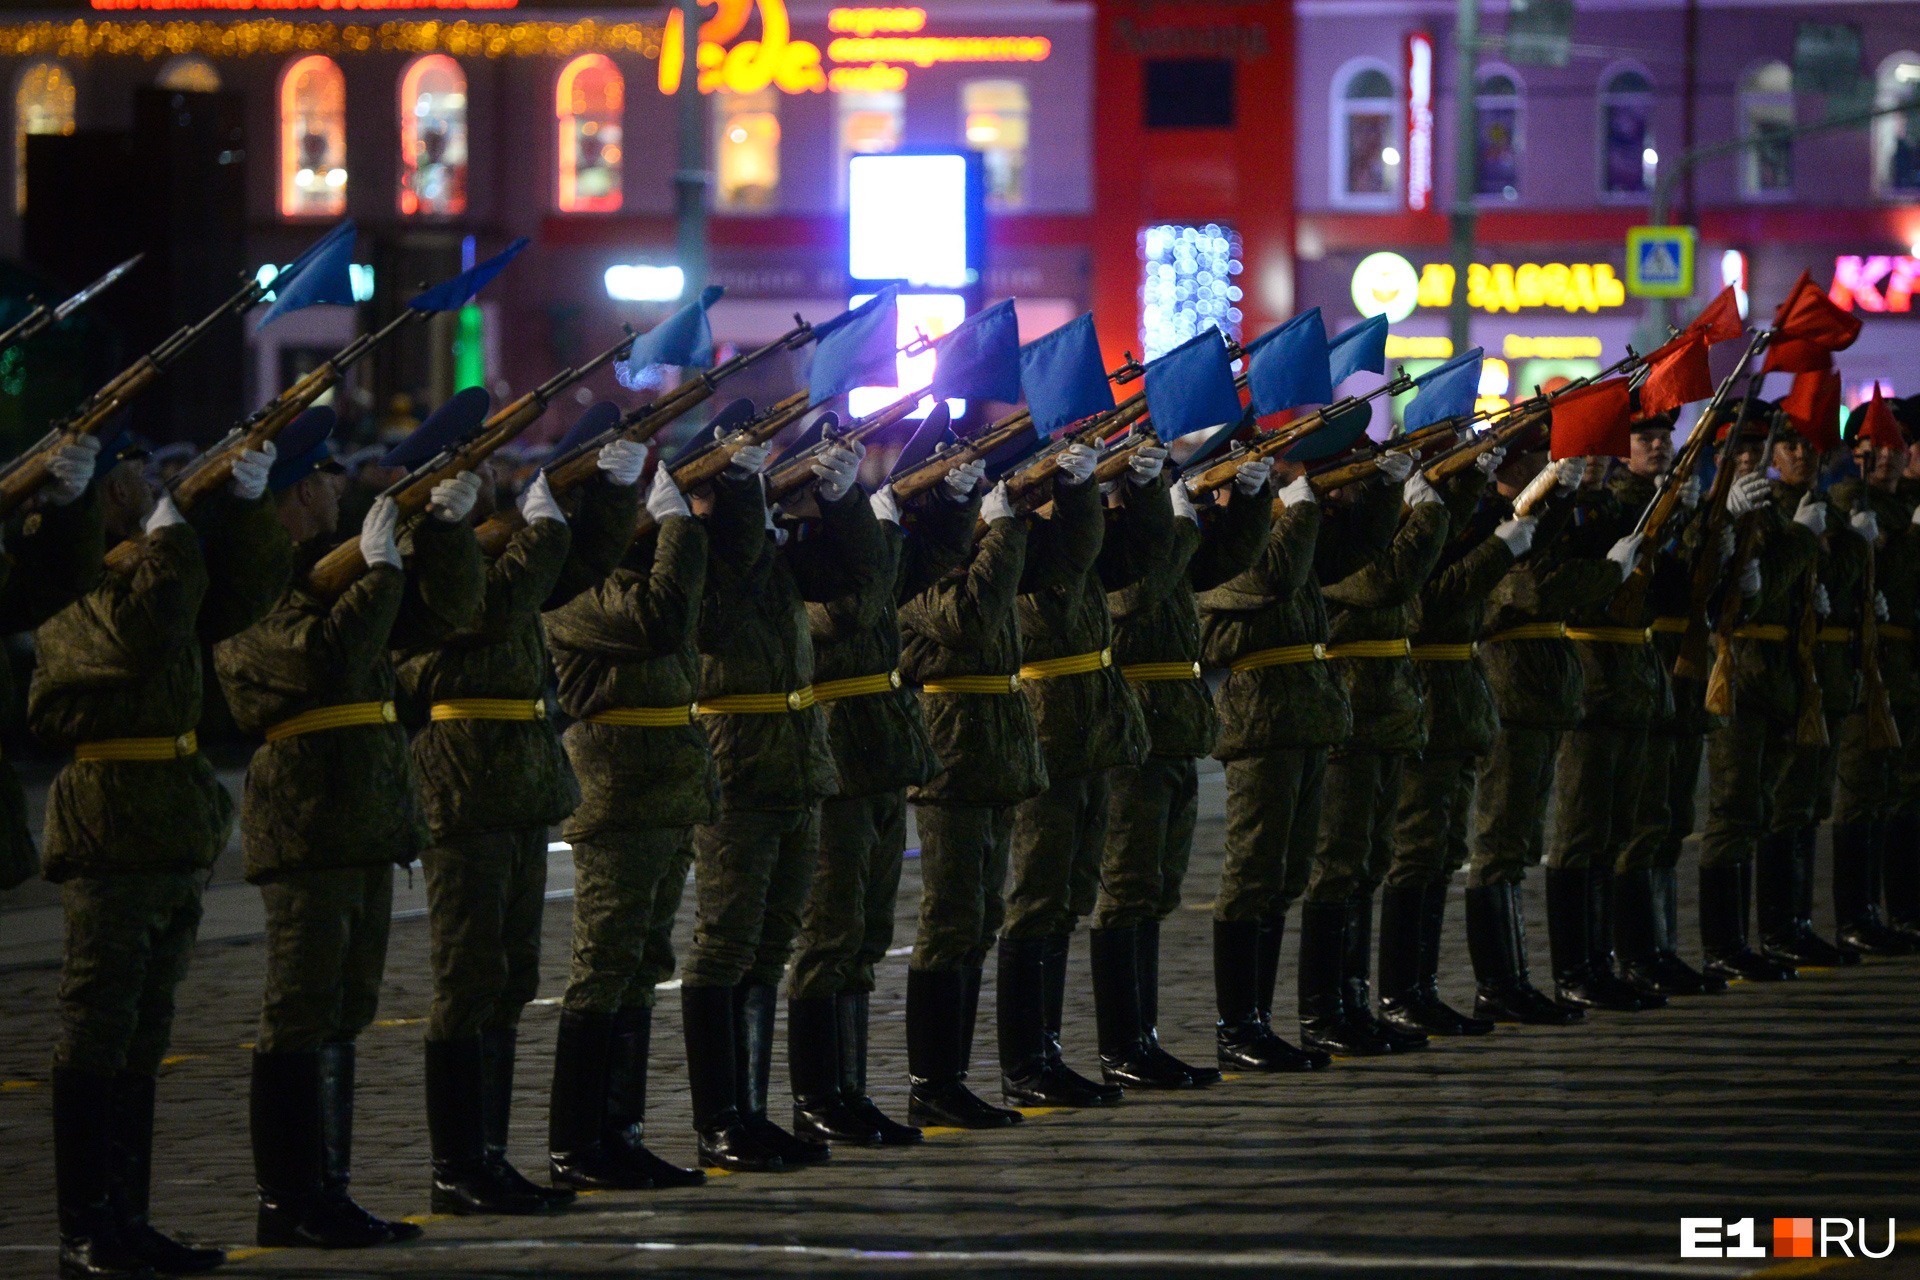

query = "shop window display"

[
  {"left": 962, "top": 80, "right": 1028, "bottom": 209},
  {"left": 399, "top": 54, "right": 468, "bottom": 217},
  {"left": 1739, "top": 61, "right": 1793, "bottom": 197},
  {"left": 1333, "top": 62, "right": 1399, "bottom": 208},
  {"left": 15, "top": 60, "right": 74, "bottom": 214},
  {"left": 716, "top": 88, "right": 780, "bottom": 211},
  {"left": 1475, "top": 71, "right": 1521, "bottom": 199},
  {"left": 836, "top": 87, "right": 902, "bottom": 206},
  {"left": 280, "top": 55, "right": 345, "bottom": 218},
  {"left": 557, "top": 54, "right": 623, "bottom": 213},
  {"left": 1874, "top": 52, "right": 1920, "bottom": 196}
]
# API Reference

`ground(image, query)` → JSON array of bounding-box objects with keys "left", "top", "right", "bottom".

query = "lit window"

[
  {"left": 1738, "top": 62, "right": 1793, "bottom": 197},
  {"left": 962, "top": 80, "right": 1028, "bottom": 209},
  {"left": 1873, "top": 52, "right": 1920, "bottom": 196},
  {"left": 715, "top": 88, "right": 780, "bottom": 211},
  {"left": 1138, "top": 223, "right": 1243, "bottom": 362},
  {"left": 15, "top": 60, "right": 75, "bottom": 214},
  {"left": 557, "top": 54, "right": 623, "bottom": 213},
  {"left": 1599, "top": 67, "right": 1654, "bottom": 197},
  {"left": 156, "top": 56, "right": 221, "bottom": 94},
  {"left": 835, "top": 87, "right": 901, "bottom": 206},
  {"left": 399, "top": 54, "right": 467, "bottom": 217},
  {"left": 1475, "top": 71, "right": 1521, "bottom": 199},
  {"left": 279, "top": 55, "right": 345, "bottom": 218},
  {"left": 1332, "top": 62, "right": 1399, "bottom": 208}
]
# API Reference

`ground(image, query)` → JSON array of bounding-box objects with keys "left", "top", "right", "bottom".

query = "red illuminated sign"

[
  {"left": 1831, "top": 255, "right": 1919, "bottom": 313},
  {"left": 1405, "top": 31, "right": 1433, "bottom": 213}
]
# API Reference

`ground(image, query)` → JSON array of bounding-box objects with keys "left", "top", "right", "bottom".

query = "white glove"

[
  {"left": 1738, "top": 557, "right": 1761, "bottom": 597},
  {"left": 45, "top": 437, "right": 100, "bottom": 506},
  {"left": 1912, "top": 502, "right": 1920, "bottom": 529},
  {"left": 1127, "top": 445, "right": 1168, "bottom": 486},
  {"left": 1675, "top": 475, "right": 1701, "bottom": 510},
  {"left": 1494, "top": 515, "right": 1535, "bottom": 556},
  {"left": 1606, "top": 532, "right": 1644, "bottom": 580},
  {"left": 359, "top": 496, "right": 402, "bottom": 569},
  {"left": 597, "top": 439, "right": 647, "bottom": 487},
  {"left": 1279, "top": 475, "right": 1315, "bottom": 507},
  {"left": 1792, "top": 493, "right": 1826, "bottom": 537},
  {"left": 144, "top": 492, "right": 186, "bottom": 534},
  {"left": 228, "top": 442, "right": 276, "bottom": 502},
  {"left": 812, "top": 440, "right": 866, "bottom": 503},
  {"left": 1727, "top": 472, "right": 1772, "bottom": 518},
  {"left": 1552, "top": 457, "right": 1584, "bottom": 492},
  {"left": 519, "top": 471, "right": 566, "bottom": 526},
  {"left": 1813, "top": 582, "right": 1831, "bottom": 617},
  {"left": 869, "top": 483, "right": 901, "bottom": 527},
  {"left": 1170, "top": 479, "right": 1199, "bottom": 525},
  {"left": 646, "top": 465, "right": 690, "bottom": 521},
  {"left": 1055, "top": 443, "right": 1098, "bottom": 486},
  {"left": 1376, "top": 451, "right": 1415, "bottom": 484},
  {"left": 1404, "top": 472, "right": 1442, "bottom": 508},
  {"left": 980, "top": 481, "right": 1016, "bottom": 525},
  {"left": 944, "top": 458, "right": 986, "bottom": 502},
  {"left": 1851, "top": 508, "right": 1880, "bottom": 545},
  {"left": 429, "top": 471, "right": 481, "bottom": 523},
  {"left": 1234, "top": 457, "right": 1273, "bottom": 495},
  {"left": 725, "top": 442, "right": 771, "bottom": 478},
  {"left": 1475, "top": 444, "right": 1507, "bottom": 477},
  {"left": 1876, "top": 591, "right": 1889, "bottom": 621}
]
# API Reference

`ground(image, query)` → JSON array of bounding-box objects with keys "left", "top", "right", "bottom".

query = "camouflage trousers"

[
  {"left": 1700, "top": 707, "right": 1797, "bottom": 871},
  {"left": 1772, "top": 712, "right": 1843, "bottom": 835},
  {"left": 1388, "top": 751, "right": 1478, "bottom": 889},
  {"left": 421, "top": 826, "right": 547, "bottom": 1041},
  {"left": 564, "top": 827, "right": 695, "bottom": 1014},
  {"left": 55, "top": 872, "right": 203, "bottom": 1076},
  {"left": 257, "top": 865, "right": 393, "bottom": 1052},
  {"left": 911, "top": 802, "right": 1013, "bottom": 974},
  {"left": 1468, "top": 725, "right": 1561, "bottom": 887},
  {"left": 1833, "top": 708, "right": 1919, "bottom": 828},
  {"left": 1619, "top": 730, "right": 1704, "bottom": 874},
  {"left": 685, "top": 805, "right": 819, "bottom": 991},
  {"left": 1546, "top": 725, "right": 1647, "bottom": 875},
  {"left": 1308, "top": 750, "right": 1403, "bottom": 903},
  {"left": 789, "top": 790, "right": 907, "bottom": 999},
  {"left": 1216, "top": 747, "right": 1325, "bottom": 923},
  {"left": 1093, "top": 756, "right": 1199, "bottom": 931},
  {"left": 1005, "top": 771, "right": 1109, "bottom": 940}
]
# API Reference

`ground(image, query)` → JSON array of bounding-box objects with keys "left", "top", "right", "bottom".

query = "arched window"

[
  {"left": 1331, "top": 61, "right": 1399, "bottom": 208},
  {"left": 556, "top": 54, "right": 622, "bottom": 213},
  {"left": 399, "top": 55, "right": 467, "bottom": 217},
  {"left": 1599, "top": 65, "right": 1654, "bottom": 197},
  {"left": 280, "top": 55, "right": 345, "bottom": 218},
  {"left": 1475, "top": 69, "right": 1521, "bottom": 199},
  {"left": 835, "top": 87, "right": 901, "bottom": 207},
  {"left": 1874, "top": 52, "right": 1920, "bottom": 196},
  {"left": 156, "top": 56, "right": 221, "bottom": 94},
  {"left": 963, "top": 80, "right": 1029, "bottom": 209},
  {"left": 715, "top": 88, "right": 779, "bottom": 211},
  {"left": 1738, "top": 62, "right": 1793, "bottom": 197},
  {"left": 15, "top": 60, "right": 75, "bottom": 214}
]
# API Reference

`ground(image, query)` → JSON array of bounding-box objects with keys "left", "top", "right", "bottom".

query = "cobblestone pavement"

[{"left": 2, "top": 769, "right": 1917, "bottom": 1279}]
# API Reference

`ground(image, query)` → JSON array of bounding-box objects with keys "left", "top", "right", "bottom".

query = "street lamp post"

[
  {"left": 674, "top": 0, "right": 710, "bottom": 300},
  {"left": 1448, "top": 0, "right": 1479, "bottom": 357}
]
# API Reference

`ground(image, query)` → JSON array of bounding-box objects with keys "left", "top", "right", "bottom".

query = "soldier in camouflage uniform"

[
  {"left": 1091, "top": 460, "right": 1269, "bottom": 1088},
  {"left": 395, "top": 442, "right": 644, "bottom": 1212},
  {"left": 215, "top": 444, "right": 483, "bottom": 1249},
  {"left": 543, "top": 466, "right": 713, "bottom": 1190},
  {"left": 1885, "top": 396, "right": 1920, "bottom": 943},
  {"left": 786, "top": 463, "right": 978, "bottom": 1147},
  {"left": 39, "top": 441, "right": 286, "bottom": 1279}
]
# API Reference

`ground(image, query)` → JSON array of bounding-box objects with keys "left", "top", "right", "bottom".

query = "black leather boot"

[
  {"left": 789, "top": 995, "right": 881, "bottom": 1145},
  {"left": 253, "top": 1051, "right": 406, "bottom": 1248},
  {"left": 1000, "top": 935, "right": 1119, "bottom": 1106},
  {"left": 1212, "top": 919, "right": 1326, "bottom": 1071},
  {"left": 1700, "top": 862, "right": 1797, "bottom": 981},
  {"left": 1138, "top": 920, "right": 1220, "bottom": 1084},
  {"left": 1343, "top": 895, "right": 1426, "bottom": 1049},
  {"left": 1760, "top": 827, "right": 1854, "bottom": 966},
  {"left": 548, "top": 1012, "right": 651, "bottom": 1190},
  {"left": 1613, "top": 869, "right": 1672, "bottom": 995},
  {"left": 905, "top": 967, "right": 1020, "bottom": 1128},
  {"left": 106, "top": 1073, "right": 224, "bottom": 1274},
  {"left": 1090, "top": 926, "right": 1191, "bottom": 1087},
  {"left": 1835, "top": 822, "right": 1918, "bottom": 956},
  {"left": 1298, "top": 900, "right": 1390, "bottom": 1055},
  {"left": 1546, "top": 868, "right": 1646, "bottom": 1010},
  {"left": 1464, "top": 883, "right": 1582, "bottom": 1024},
  {"left": 54, "top": 1068, "right": 155, "bottom": 1279},
  {"left": 1380, "top": 883, "right": 1491, "bottom": 1036},
  {"left": 1043, "top": 933, "right": 1124, "bottom": 1103},
  {"left": 1589, "top": 868, "right": 1663, "bottom": 1007},
  {"left": 1650, "top": 866, "right": 1724, "bottom": 994},
  {"left": 429, "top": 1036, "right": 558, "bottom": 1212},
  {"left": 603, "top": 1006, "right": 705, "bottom": 1187},
  {"left": 480, "top": 1028, "right": 576, "bottom": 1207},
  {"left": 738, "top": 982, "right": 829, "bottom": 1166},
  {"left": 1884, "top": 812, "right": 1920, "bottom": 944},
  {"left": 833, "top": 991, "right": 921, "bottom": 1144},
  {"left": 680, "top": 985, "right": 784, "bottom": 1172},
  {"left": 316, "top": 1044, "right": 420, "bottom": 1244}
]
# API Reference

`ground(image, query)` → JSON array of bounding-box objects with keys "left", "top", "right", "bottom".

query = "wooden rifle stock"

[
  {"left": 763, "top": 392, "right": 920, "bottom": 504},
  {"left": 1006, "top": 396, "right": 1149, "bottom": 513},
  {"left": 888, "top": 408, "right": 1033, "bottom": 504},
  {"left": 622, "top": 391, "right": 813, "bottom": 546}
]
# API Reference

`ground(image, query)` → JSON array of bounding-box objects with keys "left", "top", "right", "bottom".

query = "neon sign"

[
  {"left": 1830, "top": 256, "right": 1919, "bottom": 313},
  {"left": 828, "top": 7, "right": 925, "bottom": 35},
  {"left": 1416, "top": 262, "right": 1625, "bottom": 313},
  {"left": 1405, "top": 32, "right": 1433, "bottom": 213},
  {"left": 658, "top": 0, "right": 825, "bottom": 95}
]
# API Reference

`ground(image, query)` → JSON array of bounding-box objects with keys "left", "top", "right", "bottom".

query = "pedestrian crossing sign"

[{"left": 1626, "top": 226, "right": 1696, "bottom": 298}]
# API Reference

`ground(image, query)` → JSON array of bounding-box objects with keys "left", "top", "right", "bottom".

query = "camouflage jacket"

[
  {"left": 1783, "top": 482, "right": 1870, "bottom": 719},
  {"left": 1714, "top": 483, "right": 1822, "bottom": 726},
  {"left": 1409, "top": 479, "right": 1519, "bottom": 757},
  {"left": 1830, "top": 478, "right": 1920, "bottom": 708},
  {"left": 1562, "top": 475, "right": 1666, "bottom": 730},
  {"left": 1629, "top": 474, "right": 1717, "bottom": 738},
  {"left": 1108, "top": 477, "right": 1270, "bottom": 760},
  {"left": 215, "top": 518, "right": 484, "bottom": 881},
  {"left": 35, "top": 493, "right": 290, "bottom": 881}
]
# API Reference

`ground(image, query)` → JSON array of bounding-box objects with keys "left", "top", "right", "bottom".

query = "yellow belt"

[
  {"left": 1018, "top": 648, "right": 1113, "bottom": 680},
  {"left": 1649, "top": 616, "right": 1688, "bottom": 634},
  {"left": 1121, "top": 661, "right": 1203, "bottom": 683},
  {"left": 75, "top": 731, "right": 198, "bottom": 762},
  {"left": 1324, "top": 639, "right": 1411, "bottom": 659},
  {"left": 1732, "top": 625, "right": 1790, "bottom": 642},
  {"left": 1816, "top": 627, "right": 1855, "bottom": 644},
  {"left": 1483, "top": 622, "right": 1567, "bottom": 643},
  {"left": 1409, "top": 644, "right": 1474, "bottom": 662},
  {"left": 921, "top": 674, "right": 1022, "bottom": 695},
  {"left": 812, "top": 671, "right": 903, "bottom": 702},
  {"left": 430, "top": 698, "right": 543, "bottom": 722},
  {"left": 698, "top": 687, "right": 817, "bottom": 714},
  {"left": 1230, "top": 643, "right": 1326, "bottom": 672},
  {"left": 584, "top": 705, "right": 695, "bottom": 728},
  {"left": 1880, "top": 624, "right": 1913, "bottom": 642},
  {"left": 1565, "top": 626, "right": 1650, "bottom": 645},
  {"left": 264, "top": 702, "right": 396, "bottom": 743}
]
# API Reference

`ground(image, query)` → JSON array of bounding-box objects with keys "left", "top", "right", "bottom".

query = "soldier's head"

[
  {"left": 99, "top": 458, "right": 156, "bottom": 542},
  {"left": 1626, "top": 413, "right": 1675, "bottom": 478},
  {"left": 1771, "top": 432, "right": 1818, "bottom": 488},
  {"left": 1845, "top": 398, "right": 1908, "bottom": 492},
  {"left": 277, "top": 470, "right": 342, "bottom": 544}
]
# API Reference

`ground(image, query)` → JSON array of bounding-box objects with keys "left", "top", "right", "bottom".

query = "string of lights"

[{"left": 0, "top": 17, "right": 665, "bottom": 60}]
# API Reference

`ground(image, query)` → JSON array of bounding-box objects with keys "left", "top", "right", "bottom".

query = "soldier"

[
  {"left": 1382, "top": 445, "right": 1527, "bottom": 1035},
  {"left": 1091, "top": 459, "right": 1270, "bottom": 1087},
  {"left": 396, "top": 439, "right": 646, "bottom": 1212},
  {"left": 678, "top": 438, "right": 873, "bottom": 1172},
  {"left": 38, "top": 437, "right": 285, "bottom": 1279},
  {"left": 1881, "top": 396, "right": 1920, "bottom": 944},
  {"left": 542, "top": 465, "right": 711, "bottom": 1191},
  {"left": 786, "top": 461, "right": 981, "bottom": 1145},
  {"left": 215, "top": 433, "right": 484, "bottom": 1248}
]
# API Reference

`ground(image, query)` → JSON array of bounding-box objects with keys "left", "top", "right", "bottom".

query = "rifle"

[
  {"left": 306, "top": 330, "right": 637, "bottom": 599},
  {"left": 1004, "top": 396, "right": 1152, "bottom": 513},
  {"left": 1860, "top": 521, "right": 1902, "bottom": 751},
  {"left": 0, "top": 254, "right": 142, "bottom": 356},
  {"left": 888, "top": 406, "right": 1035, "bottom": 504},
  {"left": 1698, "top": 401, "right": 1784, "bottom": 712},
  {"left": 1180, "top": 370, "right": 1417, "bottom": 499},
  {"left": 621, "top": 390, "right": 814, "bottom": 546},
  {"left": 763, "top": 390, "right": 920, "bottom": 505},
  {"left": 1303, "top": 408, "right": 1500, "bottom": 498},
  {"left": 1791, "top": 563, "right": 1829, "bottom": 749}
]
